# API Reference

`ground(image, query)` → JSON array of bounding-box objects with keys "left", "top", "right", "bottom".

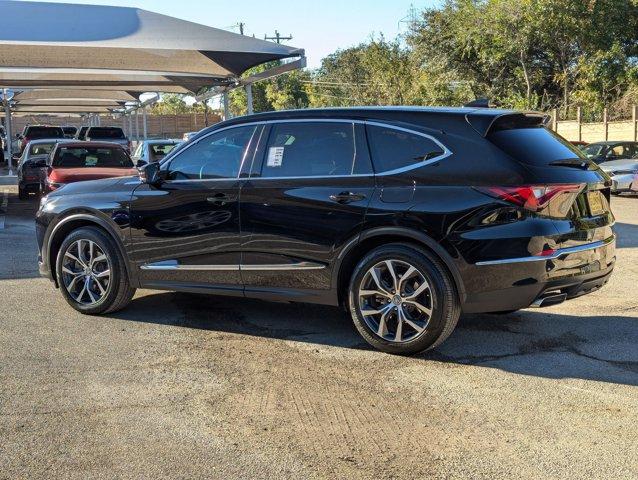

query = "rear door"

[
  {"left": 239, "top": 120, "right": 375, "bottom": 299},
  {"left": 129, "top": 125, "right": 259, "bottom": 291}
]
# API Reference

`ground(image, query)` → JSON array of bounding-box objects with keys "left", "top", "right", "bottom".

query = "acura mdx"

[{"left": 36, "top": 107, "right": 616, "bottom": 354}]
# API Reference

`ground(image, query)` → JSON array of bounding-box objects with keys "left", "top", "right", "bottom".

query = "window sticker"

[{"left": 267, "top": 147, "right": 285, "bottom": 167}]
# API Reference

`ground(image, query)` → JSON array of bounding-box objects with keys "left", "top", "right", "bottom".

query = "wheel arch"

[
  {"left": 46, "top": 213, "right": 134, "bottom": 288},
  {"left": 334, "top": 227, "right": 466, "bottom": 308}
]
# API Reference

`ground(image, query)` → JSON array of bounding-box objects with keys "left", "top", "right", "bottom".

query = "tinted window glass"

[
  {"left": 488, "top": 127, "right": 583, "bottom": 166},
  {"left": 366, "top": 125, "right": 445, "bottom": 173},
  {"left": 29, "top": 142, "right": 56, "bottom": 156},
  {"left": 167, "top": 126, "right": 256, "bottom": 180},
  {"left": 25, "top": 127, "right": 64, "bottom": 139},
  {"left": 150, "top": 143, "right": 178, "bottom": 157},
  {"left": 261, "top": 122, "right": 356, "bottom": 178},
  {"left": 53, "top": 147, "right": 133, "bottom": 168},
  {"left": 77, "top": 127, "right": 89, "bottom": 140},
  {"left": 87, "top": 127, "right": 125, "bottom": 139},
  {"left": 583, "top": 143, "right": 605, "bottom": 157}
]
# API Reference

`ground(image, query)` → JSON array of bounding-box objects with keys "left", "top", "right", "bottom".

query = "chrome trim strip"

[
  {"left": 475, "top": 236, "right": 616, "bottom": 266},
  {"left": 241, "top": 262, "right": 325, "bottom": 271},
  {"left": 140, "top": 260, "right": 240, "bottom": 271},
  {"left": 159, "top": 118, "right": 452, "bottom": 182},
  {"left": 140, "top": 260, "right": 325, "bottom": 271}
]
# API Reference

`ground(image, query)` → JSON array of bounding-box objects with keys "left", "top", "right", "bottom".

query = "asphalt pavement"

[{"left": 0, "top": 186, "right": 637, "bottom": 479}]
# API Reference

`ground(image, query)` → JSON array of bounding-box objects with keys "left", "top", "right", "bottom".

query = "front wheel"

[
  {"left": 348, "top": 243, "right": 461, "bottom": 355},
  {"left": 55, "top": 227, "right": 135, "bottom": 315}
]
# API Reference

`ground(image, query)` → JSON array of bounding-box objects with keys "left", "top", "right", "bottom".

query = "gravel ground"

[{"left": 0, "top": 186, "right": 636, "bottom": 479}]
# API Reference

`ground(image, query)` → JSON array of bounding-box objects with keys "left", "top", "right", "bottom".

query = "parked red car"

[{"left": 44, "top": 142, "right": 137, "bottom": 193}]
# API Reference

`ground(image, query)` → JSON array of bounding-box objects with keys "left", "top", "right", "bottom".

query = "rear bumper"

[{"left": 462, "top": 236, "right": 616, "bottom": 313}]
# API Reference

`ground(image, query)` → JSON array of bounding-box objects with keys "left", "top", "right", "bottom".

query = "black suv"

[{"left": 36, "top": 107, "right": 616, "bottom": 354}]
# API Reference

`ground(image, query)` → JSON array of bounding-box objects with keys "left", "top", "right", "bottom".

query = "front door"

[
  {"left": 239, "top": 120, "right": 375, "bottom": 302},
  {"left": 129, "top": 125, "right": 259, "bottom": 292}
]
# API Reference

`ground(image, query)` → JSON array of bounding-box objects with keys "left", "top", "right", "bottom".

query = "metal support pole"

[
  {"left": 128, "top": 114, "right": 133, "bottom": 140},
  {"left": 142, "top": 106, "right": 148, "bottom": 140},
  {"left": 3, "top": 97, "right": 13, "bottom": 175},
  {"left": 135, "top": 108, "right": 140, "bottom": 142},
  {"left": 222, "top": 93, "right": 230, "bottom": 121},
  {"left": 246, "top": 84, "right": 254, "bottom": 115}
]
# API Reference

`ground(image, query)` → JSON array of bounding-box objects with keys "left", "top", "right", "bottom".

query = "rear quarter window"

[
  {"left": 366, "top": 125, "right": 446, "bottom": 173},
  {"left": 488, "top": 127, "right": 583, "bottom": 166}
]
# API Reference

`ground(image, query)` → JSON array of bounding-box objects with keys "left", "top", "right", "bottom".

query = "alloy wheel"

[
  {"left": 61, "top": 239, "right": 111, "bottom": 305},
  {"left": 358, "top": 259, "right": 433, "bottom": 343}
]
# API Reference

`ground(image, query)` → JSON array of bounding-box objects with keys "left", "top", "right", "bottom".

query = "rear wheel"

[
  {"left": 55, "top": 227, "right": 135, "bottom": 315},
  {"left": 348, "top": 243, "right": 460, "bottom": 355}
]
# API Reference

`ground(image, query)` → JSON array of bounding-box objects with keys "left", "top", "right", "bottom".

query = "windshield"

[
  {"left": 26, "top": 127, "right": 64, "bottom": 139},
  {"left": 150, "top": 143, "right": 178, "bottom": 157},
  {"left": 29, "top": 142, "right": 56, "bottom": 156},
  {"left": 52, "top": 147, "right": 134, "bottom": 168},
  {"left": 583, "top": 144, "right": 606, "bottom": 157},
  {"left": 87, "top": 127, "right": 125, "bottom": 139}
]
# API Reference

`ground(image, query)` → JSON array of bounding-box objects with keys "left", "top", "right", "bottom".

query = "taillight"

[{"left": 476, "top": 184, "right": 585, "bottom": 215}]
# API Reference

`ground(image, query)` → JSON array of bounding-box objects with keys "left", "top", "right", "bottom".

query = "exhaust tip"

[{"left": 530, "top": 292, "right": 567, "bottom": 308}]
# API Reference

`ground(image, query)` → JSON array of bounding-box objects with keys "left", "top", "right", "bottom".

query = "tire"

[
  {"left": 55, "top": 226, "right": 136, "bottom": 315},
  {"left": 348, "top": 243, "right": 461, "bottom": 355}
]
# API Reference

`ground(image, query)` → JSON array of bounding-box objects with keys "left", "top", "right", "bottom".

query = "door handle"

[
  {"left": 207, "top": 193, "right": 236, "bottom": 206},
  {"left": 329, "top": 192, "right": 367, "bottom": 204}
]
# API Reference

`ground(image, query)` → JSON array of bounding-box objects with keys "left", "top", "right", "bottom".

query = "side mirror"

[{"left": 139, "top": 161, "right": 163, "bottom": 186}]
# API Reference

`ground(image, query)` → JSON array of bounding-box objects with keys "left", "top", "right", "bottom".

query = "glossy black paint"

[{"left": 36, "top": 107, "right": 616, "bottom": 313}]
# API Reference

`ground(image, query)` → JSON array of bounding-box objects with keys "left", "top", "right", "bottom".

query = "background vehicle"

[
  {"left": 133, "top": 139, "right": 181, "bottom": 166},
  {"left": 84, "top": 127, "right": 131, "bottom": 152},
  {"left": 61, "top": 126, "right": 78, "bottom": 139},
  {"left": 18, "top": 125, "right": 64, "bottom": 156},
  {"left": 599, "top": 158, "right": 638, "bottom": 194},
  {"left": 17, "top": 138, "right": 73, "bottom": 199},
  {"left": 43, "top": 142, "right": 136, "bottom": 193},
  {"left": 75, "top": 126, "right": 89, "bottom": 141},
  {"left": 582, "top": 141, "right": 638, "bottom": 164},
  {"left": 36, "top": 107, "right": 616, "bottom": 355},
  {"left": 182, "top": 131, "right": 198, "bottom": 142}
]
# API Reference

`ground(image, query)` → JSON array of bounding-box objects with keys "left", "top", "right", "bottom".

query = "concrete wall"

[
  {"left": 7, "top": 112, "right": 222, "bottom": 140},
  {"left": 556, "top": 120, "right": 638, "bottom": 143}
]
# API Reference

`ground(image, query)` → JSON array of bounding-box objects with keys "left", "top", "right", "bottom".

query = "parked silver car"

[
  {"left": 132, "top": 139, "right": 181, "bottom": 166},
  {"left": 600, "top": 158, "right": 638, "bottom": 194}
]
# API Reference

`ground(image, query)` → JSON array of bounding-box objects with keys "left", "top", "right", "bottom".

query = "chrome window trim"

[
  {"left": 475, "top": 236, "right": 616, "bottom": 266},
  {"left": 161, "top": 118, "right": 452, "bottom": 182},
  {"left": 140, "top": 260, "right": 325, "bottom": 271}
]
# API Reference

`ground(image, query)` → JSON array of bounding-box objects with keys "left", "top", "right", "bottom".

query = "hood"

[
  {"left": 599, "top": 159, "right": 638, "bottom": 172},
  {"left": 49, "top": 167, "right": 137, "bottom": 184},
  {"left": 48, "top": 174, "right": 140, "bottom": 197}
]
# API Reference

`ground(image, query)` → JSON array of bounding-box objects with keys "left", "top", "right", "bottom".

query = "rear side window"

[
  {"left": 25, "top": 127, "right": 64, "bottom": 139},
  {"left": 366, "top": 125, "right": 445, "bottom": 173},
  {"left": 87, "top": 127, "right": 125, "bottom": 139},
  {"left": 261, "top": 122, "right": 360, "bottom": 178},
  {"left": 488, "top": 127, "right": 583, "bottom": 166},
  {"left": 53, "top": 147, "right": 133, "bottom": 168}
]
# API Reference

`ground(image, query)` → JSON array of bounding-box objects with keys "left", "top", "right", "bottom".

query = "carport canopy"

[{"left": 0, "top": 0, "right": 304, "bottom": 94}]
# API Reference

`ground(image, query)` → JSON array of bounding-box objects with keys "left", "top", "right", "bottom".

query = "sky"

[{"left": 25, "top": 0, "right": 439, "bottom": 68}]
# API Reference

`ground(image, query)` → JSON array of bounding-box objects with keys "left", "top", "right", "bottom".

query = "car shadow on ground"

[{"left": 108, "top": 291, "right": 638, "bottom": 387}]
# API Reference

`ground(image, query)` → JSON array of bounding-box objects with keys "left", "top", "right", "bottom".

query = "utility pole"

[{"left": 265, "top": 30, "right": 292, "bottom": 44}]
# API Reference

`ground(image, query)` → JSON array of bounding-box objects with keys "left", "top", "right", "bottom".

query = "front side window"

[
  {"left": 261, "top": 122, "right": 357, "bottom": 178},
  {"left": 167, "top": 126, "right": 256, "bottom": 180},
  {"left": 366, "top": 125, "right": 445, "bottom": 173}
]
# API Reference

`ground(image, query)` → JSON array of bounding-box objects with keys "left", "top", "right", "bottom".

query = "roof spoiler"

[{"left": 465, "top": 111, "right": 551, "bottom": 137}]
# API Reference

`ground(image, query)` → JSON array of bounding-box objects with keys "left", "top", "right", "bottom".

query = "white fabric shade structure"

[
  {"left": 0, "top": 0, "right": 304, "bottom": 94},
  {"left": 0, "top": 0, "right": 305, "bottom": 168}
]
